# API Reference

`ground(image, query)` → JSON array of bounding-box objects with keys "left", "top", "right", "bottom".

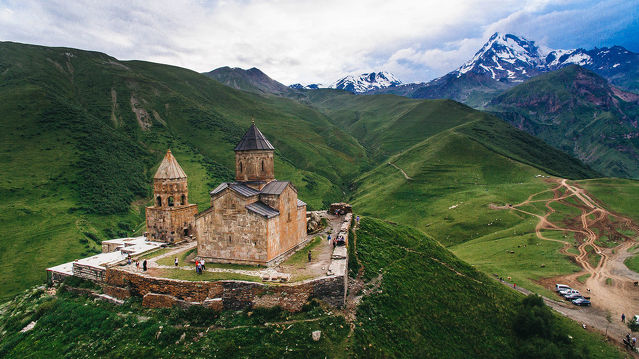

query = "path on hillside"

[
  {"left": 493, "top": 178, "right": 639, "bottom": 348},
  {"left": 387, "top": 162, "right": 412, "bottom": 180}
]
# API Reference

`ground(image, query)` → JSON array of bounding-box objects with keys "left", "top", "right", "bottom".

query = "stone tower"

[
  {"left": 234, "top": 123, "right": 275, "bottom": 188},
  {"left": 145, "top": 149, "right": 198, "bottom": 243}
]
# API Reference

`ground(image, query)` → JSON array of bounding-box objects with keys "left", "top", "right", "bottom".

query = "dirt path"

[
  {"left": 494, "top": 178, "right": 639, "bottom": 345},
  {"left": 387, "top": 162, "right": 412, "bottom": 180}
]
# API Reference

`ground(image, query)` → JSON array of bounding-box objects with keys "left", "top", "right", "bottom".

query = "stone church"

[{"left": 145, "top": 123, "right": 308, "bottom": 266}]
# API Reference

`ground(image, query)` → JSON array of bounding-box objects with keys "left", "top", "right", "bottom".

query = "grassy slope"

[
  {"left": 347, "top": 114, "right": 602, "bottom": 294},
  {"left": 351, "top": 217, "right": 622, "bottom": 358},
  {"left": 0, "top": 217, "right": 623, "bottom": 358},
  {"left": 0, "top": 41, "right": 367, "bottom": 300}
]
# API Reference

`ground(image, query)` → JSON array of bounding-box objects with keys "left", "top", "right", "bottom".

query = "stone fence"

[{"left": 103, "top": 269, "right": 345, "bottom": 312}]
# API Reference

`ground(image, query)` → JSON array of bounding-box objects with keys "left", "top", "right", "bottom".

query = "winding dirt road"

[{"left": 494, "top": 178, "right": 639, "bottom": 347}]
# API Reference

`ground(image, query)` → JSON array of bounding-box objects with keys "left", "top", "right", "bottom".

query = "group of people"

[
  {"left": 624, "top": 333, "right": 637, "bottom": 348},
  {"left": 127, "top": 255, "right": 147, "bottom": 272},
  {"left": 195, "top": 258, "right": 206, "bottom": 274}
]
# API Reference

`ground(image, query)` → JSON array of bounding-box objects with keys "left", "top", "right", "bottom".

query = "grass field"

[{"left": 154, "top": 269, "right": 260, "bottom": 282}]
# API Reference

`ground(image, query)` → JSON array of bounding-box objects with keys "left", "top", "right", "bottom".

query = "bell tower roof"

[
  {"left": 154, "top": 149, "right": 187, "bottom": 179},
  {"left": 234, "top": 123, "right": 275, "bottom": 151}
]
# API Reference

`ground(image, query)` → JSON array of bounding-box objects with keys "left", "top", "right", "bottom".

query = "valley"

[
  {"left": 491, "top": 178, "right": 639, "bottom": 322},
  {"left": 1, "top": 39, "right": 639, "bottom": 358}
]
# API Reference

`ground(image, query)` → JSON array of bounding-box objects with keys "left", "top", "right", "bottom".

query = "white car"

[
  {"left": 560, "top": 289, "right": 579, "bottom": 297},
  {"left": 555, "top": 284, "right": 570, "bottom": 292}
]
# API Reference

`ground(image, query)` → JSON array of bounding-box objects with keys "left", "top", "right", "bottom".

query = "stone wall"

[
  {"left": 235, "top": 150, "right": 274, "bottom": 183},
  {"left": 196, "top": 191, "right": 270, "bottom": 265},
  {"left": 73, "top": 263, "right": 107, "bottom": 282},
  {"left": 103, "top": 268, "right": 346, "bottom": 312},
  {"left": 146, "top": 203, "right": 198, "bottom": 243}
]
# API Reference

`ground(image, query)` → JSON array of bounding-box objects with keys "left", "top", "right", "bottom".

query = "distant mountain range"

[
  {"left": 290, "top": 71, "right": 402, "bottom": 93},
  {"left": 370, "top": 33, "right": 639, "bottom": 106}
]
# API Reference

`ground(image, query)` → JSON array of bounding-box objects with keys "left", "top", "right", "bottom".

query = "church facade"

[
  {"left": 144, "top": 123, "right": 307, "bottom": 266},
  {"left": 195, "top": 124, "right": 307, "bottom": 265}
]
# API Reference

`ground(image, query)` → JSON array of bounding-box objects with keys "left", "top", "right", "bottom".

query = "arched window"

[
  {"left": 168, "top": 196, "right": 174, "bottom": 207},
  {"left": 239, "top": 161, "right": 243, "bottom": 173},
  {"left": 156, "top": 196, "right": 162, "bottom": 207},
  {"left": 180, "top": 194, "right": 186, "bottom": 205}
]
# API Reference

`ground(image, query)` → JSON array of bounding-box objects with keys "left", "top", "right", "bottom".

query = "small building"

[
  {"left": 145, "top": 149, "right": 198, "bottom": 243},
  {"left": 195, "top": 123, "right": 307, "bottom": 266}
]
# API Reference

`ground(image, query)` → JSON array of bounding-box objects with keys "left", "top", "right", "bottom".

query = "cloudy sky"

[{"left": 0, "top": 0, "right": 637, "bottom": 84}]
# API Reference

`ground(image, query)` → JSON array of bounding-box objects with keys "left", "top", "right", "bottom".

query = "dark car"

[{"left": 572, "top": 298, "right": 591, "bottom": 306}]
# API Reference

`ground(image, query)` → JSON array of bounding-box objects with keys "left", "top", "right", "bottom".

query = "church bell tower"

[
  {"left": 145, "top": 149, "right": 198, "bottom": 243},
  {"left": 234, "top": 122, "right": 275, "bottom": 188}
]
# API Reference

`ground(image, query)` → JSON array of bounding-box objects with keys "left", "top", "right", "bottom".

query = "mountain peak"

[
  {"left": 456, "top": 33, "right": 544, "bottom": 81},
  {"left": 329, "top": 71, "right": 401, "bottom": 93}
]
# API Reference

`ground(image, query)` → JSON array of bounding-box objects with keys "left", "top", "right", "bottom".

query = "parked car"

[
  {"left": 560, "top": 289, "right": 579, "bottom": 297},
  {"left": 565, "top": 293, "right": 582, "bottom": 300},
  {"left": 572, "top": 298, "right": 591, "bottom": 306},
  {"left": 555, "top": 284, "right": 570, "bottom": 292}
]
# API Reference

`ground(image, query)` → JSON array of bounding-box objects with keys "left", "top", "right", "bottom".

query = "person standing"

[
  {"left": 174, "top": 257, "right": 179, "bottom": 267},
  {"left": 308, "top": 250, "right": 312, "bottom": 262},
  {"left": 327, "top": 234, "right": 331, "bottom": 242},
  {"left": 623, "top": 313, "right": 626, "bottom": 323},
  {"left": 136, "top": 260, "right": 139, "bottom": 271},
  {"left": 142, "top": 260, "right": 147, "bottom": 272}
]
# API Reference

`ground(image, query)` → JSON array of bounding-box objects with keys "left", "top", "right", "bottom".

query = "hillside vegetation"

[
  {"left": 0, "top": 217, "right": 623, "bottom": 358},
  {"left": 489, "top": 65, "right": 639, "bottom": 179}
]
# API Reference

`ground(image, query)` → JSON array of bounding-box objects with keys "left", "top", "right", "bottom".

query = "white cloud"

[{"left": 0, "top": 0, "right": 636, "bottom": 84}]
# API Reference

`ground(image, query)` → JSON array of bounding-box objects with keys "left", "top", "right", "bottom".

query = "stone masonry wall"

[
  {"left": 196, "top": 191, "right": 270, "bottom": 265},
  {"left": 235, "top": 150, "right": 274, "bottom": 183},
  {"left": 103, "top": 268, "right": 346, "bottom": 312},
  {"left": 146, "top": 204, "right": 198, "bottom": 243}
]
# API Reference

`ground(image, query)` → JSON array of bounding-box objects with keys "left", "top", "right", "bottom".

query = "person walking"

[
  {"left": 201, "top": 258, "right": 205, "bottom": 271},
  {"left": 356, "top": 215, "right": 360, "bottom": 224},
  {"left": 622, "top": 313, "right": 626, "bottom": 323},
  {"left": 136, "top": 260, "right": 139, "bottom": 271},
  {"left": 142, "top": 260, "right": 147, "bottom": 272},
  {"left": 308, "top": 250, "right": 312, "bottom": 262},
  {"left": 327, "top": 234, "right": 331, "bottom": 242},
  {"left": 174, "top": 257, "right": 179, "bottom": 267}
]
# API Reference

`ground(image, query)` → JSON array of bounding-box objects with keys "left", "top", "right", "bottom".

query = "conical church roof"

[
  {"left": 234, "top": 123, "right": 275, "bottom": 151},
  {"left": 154, "top": 149, "right": 187, "bottom": 179}
]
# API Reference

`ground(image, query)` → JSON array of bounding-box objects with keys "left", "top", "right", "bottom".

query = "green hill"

[
  {"left": 0, "top": 217, "right": 623, "bottom": 358},
  {"left": 489, "top": 65, "right": 639, "bottom": 179},
  {"left": 0, "top": 41, "right": 598, "bottom": 304}
]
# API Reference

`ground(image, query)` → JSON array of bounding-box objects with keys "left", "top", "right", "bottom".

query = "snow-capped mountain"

[
  {"left": 452, "top": 32, "right": 638, "bottom": 85},
  {"left": 289, "top": 83, "right": 322, "bottom": 90},
  {"left": 370, "top": 32, "right": 639, "bottom": 105},
  {"left": 289, "top": 71, "right": 401, "bottom": 93},
  {"left": 455, "top": 33, "right": 546, "bottom": 82},
  {"left": 329, "top": 72, "right": 401, "bottom": 93}
]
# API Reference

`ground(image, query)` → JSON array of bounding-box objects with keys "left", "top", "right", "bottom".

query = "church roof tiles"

[
  {"left": 154, "top": 149, "right": 187, "bottom": 179},
  {"left": 210, "top": 182, "right": 260, "bottom": 197},
  {"left": 234, "top": 124, "right": 275, "bottom": 151},
  {"left": 246, "top": 202, "right": 280, "bottom": 218},
  {"left": 261, "top": 180, "right": 290, "bottom": 195}
]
